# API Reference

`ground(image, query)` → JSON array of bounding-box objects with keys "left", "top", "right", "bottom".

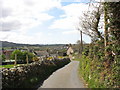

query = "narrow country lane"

[{"left": 38, "top": 61, "right": 86, "bottom": 89}]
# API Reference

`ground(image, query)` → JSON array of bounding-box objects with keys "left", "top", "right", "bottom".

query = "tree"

[
  {"left": 107, "top": 2, "right": 120, "bottom": 44},
  {"left": 11, "top": 50, "right": 34, "bottom": 63},
  {"left": 11, "top": 50, "right": 23, "bottom": 61},
  {"left": 22, "top": 51, "right": 34, "bottom": 63},
  {"left": 78, "top": 1, "right": 120, "bottom": 88},
  {"left": 79, "top": 3, "right": 104, "bottom": 41}
]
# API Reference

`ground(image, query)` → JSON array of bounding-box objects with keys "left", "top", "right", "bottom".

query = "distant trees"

[
  {"left": 76, "top": 40, "right": 86, "bottom": 54},
  {"left": 0, "top": 54, "right": 6, "bottom": 61}
]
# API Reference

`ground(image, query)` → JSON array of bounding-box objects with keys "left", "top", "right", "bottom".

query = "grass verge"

[{"left": 76, "top": 55, "right": 107, "bottom": 88}]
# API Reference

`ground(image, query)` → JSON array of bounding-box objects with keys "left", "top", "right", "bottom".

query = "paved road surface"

[{"left": 38, "top": 61, "right": 86, "bottom": 89}]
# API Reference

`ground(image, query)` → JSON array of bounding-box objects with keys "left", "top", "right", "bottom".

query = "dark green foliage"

[
  {"left": 0, "top": 54, "right": 6, "bottom": 61},
  {"left": 78, "top": 2, "right": 120, "bottom": 88},
  {"left": 11, "top": 50, "right": 23, "bottom": 60},
  {"left": 106, "top": 2, "right": 120, "bottom": 88},
  {"left": 79, "top": 40, "right": 120, "bottom": 88},
  {"left": 22, "top": 51, "right": 34, "bottom": 62},
  {"left": 82, "top": 45, "right": 89, "bottom": 56}
]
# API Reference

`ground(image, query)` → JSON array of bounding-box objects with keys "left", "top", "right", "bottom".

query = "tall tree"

[
  {"left": 11, "top": 50, "right": 23, "bottom": 61},
  {"left": 79, "top": 3, "right": 104, "bottom": 41}
]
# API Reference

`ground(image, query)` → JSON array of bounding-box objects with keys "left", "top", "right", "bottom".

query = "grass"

[
  {"left": 0, "top": 65, "right": 15, "bottom": 68},
  {"left": 72, "top": 54, "right": 82, "bottom": 61},
  {"left": 78, "top": 65, "right": 88, "bottom": 88},
  {"left": 0, "top": 65, "right": 2, "bottom": 68},
  {"left": 0, "top": 64, "right": 25, "bottom": 68},
  {"left": 74, "top": 55, "right": 89, "bottom": 88}
]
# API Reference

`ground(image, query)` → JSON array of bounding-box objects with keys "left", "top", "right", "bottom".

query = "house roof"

[{"left": 34, "top": 51, "right": 49, "bottom": 56}]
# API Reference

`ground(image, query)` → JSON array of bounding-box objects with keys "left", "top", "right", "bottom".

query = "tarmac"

[{"left": 38, "top": 61, "right": 86, "bottom": 89}]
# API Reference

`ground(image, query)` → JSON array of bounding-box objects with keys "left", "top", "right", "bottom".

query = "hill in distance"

[{"left": 0, "top": 41, "right": 65, "bottom": 48}]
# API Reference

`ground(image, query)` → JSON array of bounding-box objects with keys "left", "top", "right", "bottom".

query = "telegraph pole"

[
  {"left": 78, "top": 28, "right": 83, "bottom": 54},
  {"left": 104, "top": 2, "right": 108, "bottom": 56},
  {"left": 26, "top": 55, "right": 29, "bottom": 65},
  {"left": 80, "top": 30, "right": 83, "bottom": 53}
]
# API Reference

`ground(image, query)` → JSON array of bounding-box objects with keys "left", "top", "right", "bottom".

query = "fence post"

[
  {"left": 26, "top": 55, "right": 29, "bottom": 65},
  {"left": 14, "top": 54, "right": 17, "bottom": 65}
]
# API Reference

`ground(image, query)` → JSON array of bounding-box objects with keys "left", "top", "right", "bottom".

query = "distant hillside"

[
  {"left": 0, "top": 41, "right": 65, "bottom": 48},
  {"left": 0, "top": 41, "right": 41, "bottom": 47}
]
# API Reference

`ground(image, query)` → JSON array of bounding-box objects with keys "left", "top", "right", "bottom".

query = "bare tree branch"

[{"left": 78, "top": 3, "right": 104, "bottom": 41}]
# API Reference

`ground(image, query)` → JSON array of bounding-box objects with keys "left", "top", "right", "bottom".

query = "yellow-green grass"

[
  {"left": 0, "top": 64, "right": 25, "bottom": 68},
  {"left": 72, "top": 54, "right": 81, "bottom": 61},
  {"left": 0, "top": 65, "right": 15, "bottom": 68}
]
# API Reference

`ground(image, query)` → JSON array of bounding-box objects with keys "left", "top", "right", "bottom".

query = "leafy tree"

[
  {"left": 22, "top": 51, "right": 34, "bottom": 63},
  {"left": 11, "top": 50, "right": 35, "bottom": 63},
  {"left": 11, "top": 50, "right": 23, "bottom": 61},
  {"left": 0, "top": 54, "right": 6, "bottom": 61}
]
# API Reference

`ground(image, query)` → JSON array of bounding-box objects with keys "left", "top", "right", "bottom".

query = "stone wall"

[{"left": 1, "top": 58, "right": 70, "bottom": 88}]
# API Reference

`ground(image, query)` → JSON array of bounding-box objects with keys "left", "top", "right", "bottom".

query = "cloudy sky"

[{"left": 0, "top": 0, "right": 94, "bottom": 44}]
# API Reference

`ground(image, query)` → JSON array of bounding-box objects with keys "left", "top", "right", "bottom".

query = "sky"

[{"left": 0, "top": 0, "right": 95, "bottom": 44}]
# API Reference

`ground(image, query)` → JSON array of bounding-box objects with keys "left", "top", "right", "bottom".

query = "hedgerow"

[{"left": 78, "top": 2, "right": 120, "bottom": 88}]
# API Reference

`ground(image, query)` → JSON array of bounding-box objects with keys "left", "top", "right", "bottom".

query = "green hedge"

[{"left": 79, "top": 56, "right": 119, "bottom": 88}]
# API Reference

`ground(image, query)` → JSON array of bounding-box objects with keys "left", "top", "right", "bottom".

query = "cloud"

[
  {"left": 95, "top": 0, "right": 120, "bottom": 2},
  {"left": 49, "top": 17, "right": 76, "bottom": 30},
  {"left": 60, "top": 0, "right": 89, "bottom": 2},
  {"left": 0, "top": 8, "right": 12, "bottom": 18},
  {"left": 0, "top": 31, "right": 41, "bottom": 44},
  {"left": 1, "top": 0, "right": 61, "bottom": 31},
  {"left": 1, "top": 20, "right": 21, "bottom": 31},
  {"left": 62, "top": 30, "right": 79, "bottom": 35},
  {"left": 49, "top": 3, "right": 89, "bottom": 30},
  {"left": 0, "top": 1, "right": 92, "bottom": 44},
  {"left": 0, "top": 31, "right": 68, "bottom": 44}
]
